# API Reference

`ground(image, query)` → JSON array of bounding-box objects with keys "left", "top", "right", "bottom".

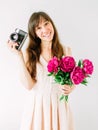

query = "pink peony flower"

[
  {"left": 47, "top": 55, "right": 94, "bottom": 102},
  {"left": 60, "top": 56, "right": 76, "bottom": 72},
  {"left": 71, "top": 66, "right": 85, "bottom": 85},
  {"left": 82, "top": 59, "right": 94, "bottom": 75},
  {"left": 47, "top": 56, "right": 59, "bottom": 73}
]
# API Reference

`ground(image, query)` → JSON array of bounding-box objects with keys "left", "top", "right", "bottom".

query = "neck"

[
  {"left": 41, "top": 41, "right": 53, "bottom": 62},
  {"left": 41, "top": 41, "right": 52, "bottom": 52}
]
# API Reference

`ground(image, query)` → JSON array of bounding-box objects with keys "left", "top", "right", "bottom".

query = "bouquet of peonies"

[{"left": 47, "top": 56, "right": 94, "bottom": 102}]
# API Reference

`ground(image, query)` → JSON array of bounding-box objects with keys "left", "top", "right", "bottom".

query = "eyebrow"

[{"left": 35, "top": 19, "right": 49, "bottom": 28}]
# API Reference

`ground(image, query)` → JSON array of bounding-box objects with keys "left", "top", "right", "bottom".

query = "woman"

[{"left": 7, "top": 11, "right": 75, "bottom": 130}]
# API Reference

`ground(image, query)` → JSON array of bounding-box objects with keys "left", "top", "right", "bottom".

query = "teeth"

[
  {"left": 43, "top": 32, "right": 51, "bottom": 37},
  {"left": 44, "top": 34, "right": 49, "bottom": 37}
]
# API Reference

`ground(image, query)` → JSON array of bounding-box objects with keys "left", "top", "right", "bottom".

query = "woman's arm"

[
  {"left": 18, "top": 53, "right": 36, "bottom": 90},
  {"left": 7, "top": 40, "right": 35, "bottom": 90}
]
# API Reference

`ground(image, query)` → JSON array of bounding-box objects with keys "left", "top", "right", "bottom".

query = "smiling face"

[{"left": 35, "top": 17, "right": 54, "bottom": 43}]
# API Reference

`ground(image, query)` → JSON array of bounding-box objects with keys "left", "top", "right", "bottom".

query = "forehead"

[{"left": 35, "top": 16, "right": 48, "bottom": 27}]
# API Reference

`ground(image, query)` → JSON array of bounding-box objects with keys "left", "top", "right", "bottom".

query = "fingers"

[
  {"left": 60, "top": 85, "right": 72, "bottom": 95},
  {"left": 6, "top": 40, "right": 23, "bottom": 57},
  {"left": 6, "top": 40, "right": 23, "bottom": 60},
  {"left": 7, "top": 40, "right": 18, "bottom": 50}
]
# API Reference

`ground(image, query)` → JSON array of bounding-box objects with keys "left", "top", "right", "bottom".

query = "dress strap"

[{"left": 63, "top": 46, "right": 72, "bottom": 56}]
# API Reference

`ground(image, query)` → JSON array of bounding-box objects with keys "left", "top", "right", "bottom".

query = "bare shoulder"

[{"left": 62, "top": 44, "right": 72, "bottom": 56}]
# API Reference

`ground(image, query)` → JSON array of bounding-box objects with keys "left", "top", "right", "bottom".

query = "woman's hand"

[
  {"left": 60, "top": 84, "right": 75, "bottom": 95},
  {"left": 7, "top": 40, "right": 23, "bottom": 58}
]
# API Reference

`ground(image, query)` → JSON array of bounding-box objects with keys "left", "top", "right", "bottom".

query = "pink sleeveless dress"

[{"left": 20, "top": 47, "right": 75, "bottom": 130}]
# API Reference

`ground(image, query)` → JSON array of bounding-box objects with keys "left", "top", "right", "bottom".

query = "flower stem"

[{"left": 60, "top": 95, "right": 68, "bottom": 102}]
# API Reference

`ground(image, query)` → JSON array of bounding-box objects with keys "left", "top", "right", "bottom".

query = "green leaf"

[
  {"left": 55, "top": 76, "right": 62, "bottom": 84},
  {"left": 65, "top": 95, "right": 68, "bottom": 102},
  {"left": 60, "top": 95, "right": 65, "bottom": 101},
  {"left": 57, "top": 70, "right": 65, "bottom": 77},
  {"left": 65, "top": 80, "right": 69, "bottom": 84},
  {"left": 60, "top": 95, "right": 69, "bottom": 102},
  {"left": 47, "top": 72, "right": 53, "bottom": 76},
  {"left": 64, "top": 78, "right": 73, "bottom": 86},
  {"left": 78, "top": 59, "right": 83, "bottom": 68},
  {"left": 81, "top": 78, "right": 88, "bottom": 86}
]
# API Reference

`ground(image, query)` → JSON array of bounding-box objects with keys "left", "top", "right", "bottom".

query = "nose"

[
  {"left": 42, "top": 26, "right": 49, "bottom": 34},
  {"left": 42, "top": 26, "right": 47, "bottom": 33}
]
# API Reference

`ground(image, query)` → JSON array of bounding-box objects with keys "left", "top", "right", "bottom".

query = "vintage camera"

[{"left": 10, "top": 28, "right": 28, "bottom": 50}]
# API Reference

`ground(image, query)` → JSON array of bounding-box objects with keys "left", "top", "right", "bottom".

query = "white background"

[{"left": 0, "top": 0, "right": 98, "bottom": 130}]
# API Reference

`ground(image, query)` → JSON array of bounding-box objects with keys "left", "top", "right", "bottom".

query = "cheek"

[
  {"left": 50, "top": 25, "right": 54, "bottom": 34},
  {"left": 36, "top": 31, "right": 40, "bottom": 37},
  {"left": 50, "top": 24, "right": 54, "bottom": 30}
]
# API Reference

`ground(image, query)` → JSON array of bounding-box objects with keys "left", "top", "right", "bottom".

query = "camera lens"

[{"left": 10, "top": 32, "right": 18, "bottom": 42}]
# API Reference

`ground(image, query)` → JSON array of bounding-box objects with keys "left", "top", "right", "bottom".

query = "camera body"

[{"left": 10, "top": 28, "right": 28, "bottom": 50}]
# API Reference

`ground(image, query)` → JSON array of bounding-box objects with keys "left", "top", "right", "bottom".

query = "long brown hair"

[{"left": 26, "top": 11, "right": 64, "bottom": 81}]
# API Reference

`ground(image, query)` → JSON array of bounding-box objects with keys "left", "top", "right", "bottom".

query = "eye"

[
  {"left": 37, "top": 27, "right": 41, "bottom": 30},
  {"left": 35, "top": 26, "right": 41, "bottom": 31},
  {"left": 44, "top": 21, "right": 49, "bottom": 26}
]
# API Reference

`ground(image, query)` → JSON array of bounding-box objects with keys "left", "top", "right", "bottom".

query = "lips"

[{"left": 43, "top": 32, "right": 51, "bottom": 38}]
